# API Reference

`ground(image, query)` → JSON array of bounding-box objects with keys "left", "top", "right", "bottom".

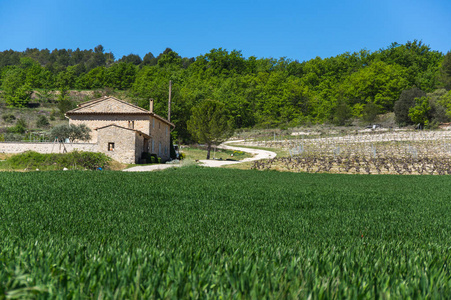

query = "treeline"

[{"left": 0, "top": 41, "right": 450, "bottom": 141}]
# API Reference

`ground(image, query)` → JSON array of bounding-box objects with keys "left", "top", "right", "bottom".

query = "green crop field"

[{"left": 1, "top": 167, "right": 451, "bottom": 298}]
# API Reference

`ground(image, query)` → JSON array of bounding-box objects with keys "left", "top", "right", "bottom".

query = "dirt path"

[
  {"left": 123, "top": 163, "right": 181, "bottom": 172},
  {"left": 198, "top": 141, "right": 276, "bottom": 167},
  {"left": 123, "top": 140, "right": 276, "bottom": 172}
]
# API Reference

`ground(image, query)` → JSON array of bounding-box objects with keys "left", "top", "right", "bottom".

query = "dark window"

[
  {"left": 108, "top": 142, "right": 115, "bottom": 151},
  {"left": 128, "top": 121, "right": 134, "bottom": 129}
]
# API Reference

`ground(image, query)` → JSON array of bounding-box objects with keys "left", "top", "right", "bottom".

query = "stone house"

[{"left": 65, "top": 96, "right": 174, "bottom": 164}]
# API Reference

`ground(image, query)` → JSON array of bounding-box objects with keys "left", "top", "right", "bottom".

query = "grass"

[
  {"left": 0, "top": 151, "right": 112, "bottom": 171},
  {"left": 180, "top": 145, "right": 254, "bottom": 161},
  {"left": 227, "top": 143, "right": 289, "bottom": 157},
  {"left": 2, "top": 167, "right": 451, "bottom": 298},
  {"left": 0, "top": 152, "right": 13, "bottom": 160},
  {"left": 221, "top": 160, "right": 254, "bottom": 169}
]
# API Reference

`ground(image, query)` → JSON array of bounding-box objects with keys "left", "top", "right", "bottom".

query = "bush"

[
  {"left": 232, "top": 150, "right": 245, "bottom": 156},
  {"left": 394, "top": 88, "right": 426, "bottom": 126},
  {"left": 427, "top": 119, "right": 440, "bottom": 130},
  {"left": 3, "top": 133, "right": 23, "bottom": 141},
  {"left": 141, "top": 152, "right": 160, "bottom": 164},
  {"left": 5, "top": 151, "right": 111, "bottom": 170},
  {"left": 70, "top": 151, "right": 112, "bottom": 170},
  {"left": 2, "top": 113, "right": 16, "bottom": 123},
  {"left": 50, "top": 109, "right": 57, "bottom": 121},
  {"left": 57, "top": 98, "right": 76, "bottom": 119},
  {"left": 36, "top": 115, "right": 50, "bottom": 128},
  {"left": 7, "top": 118, "right": 27, "bottom": 134}
]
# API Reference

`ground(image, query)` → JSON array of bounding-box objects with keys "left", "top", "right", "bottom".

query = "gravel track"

[{"left": 123, "top": 140, "right": 276, "bottom": 172}]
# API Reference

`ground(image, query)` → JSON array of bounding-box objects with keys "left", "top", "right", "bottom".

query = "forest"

[{"left": 0, "top": 41, "right": 450, "bottom": 141}]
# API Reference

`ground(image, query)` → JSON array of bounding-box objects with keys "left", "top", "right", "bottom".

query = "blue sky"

[{"left": 0, "top": 0, "right": 450, "bottom": 62}]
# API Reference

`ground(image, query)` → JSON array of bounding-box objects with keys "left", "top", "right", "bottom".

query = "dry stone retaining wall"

[{"left": 0, "top": 142, "right": 97, "bottom": 154}]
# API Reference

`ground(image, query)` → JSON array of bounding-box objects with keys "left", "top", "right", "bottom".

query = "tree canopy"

[
  {"left": 439, "top": 51, "right": 451, "bottom": 90},
  {"left": 0, "top": 41, "right": 448, "bottom": 140},
  {"left": 187, "top": 100, "right": 234, "bottom": 159},
  {"left": 50, "top": 124, "right": 91, "bottom": 142},
  {"left": 394, "top": 87, "right": 427, "bottom": 126}
]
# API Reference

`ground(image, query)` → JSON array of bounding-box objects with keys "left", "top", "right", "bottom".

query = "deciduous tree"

[
  {"left": 187, "top": 100, "right": 234, "bottom": 159},
  {"left": 361, "top": 102, "right": 379, "bottom": 123},
  {"left": 409, "top": 96, "right": 431, "bottom": 127},
  {"left": 439, "top": 51, "right": 451, "bottom": 90},
  {"left": 393, "top": 87, "right": 426, "bottom": 126},
  {"left": 332, "top": 101, "right": 352, "bottom": 126},
  {"left": 51, "top": 124, "right": 91, "bottom": 142},
  {"left": 119, "top": 54, "right": 142, "bottom": 65},
  {"left": 1, "top": 67, "right": 32, "bottom": 107}
]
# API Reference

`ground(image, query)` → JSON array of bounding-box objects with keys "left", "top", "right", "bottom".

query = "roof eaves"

[
  {"left": 151, "top": 113, "right": 175, "bottom": 127},
  {"left": 66, "top": 112, "right": 151, "bottom": 115}
]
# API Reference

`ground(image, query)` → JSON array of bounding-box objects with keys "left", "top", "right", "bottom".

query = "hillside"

[
  {"left": 0, "top": 90, "right": 135, "bottom": 142},
  {"left": 0, "top": 41, "right": 450, "bottom": 142}
]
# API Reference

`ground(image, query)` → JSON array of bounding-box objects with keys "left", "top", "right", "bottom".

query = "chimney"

[{"left": 149, "top": 98, "right": 154, "bottom": 113}]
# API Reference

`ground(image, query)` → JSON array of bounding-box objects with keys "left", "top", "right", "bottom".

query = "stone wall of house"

[
  {"left": 71, "top": 115, "right": 171, "bottom": 161},
  {"left": 69, "top": 114, "right": 150, "bottom": 143},
  {"left": 0, "top": 142, "right": 97, "bottom": 154},
  {"left": 135, "top": 133, "right": 146, "bottom": 163},
  {"left": 150, "top": 116, "right": 171, "bottom": 161},
  {"left": 96, "top": 126, "right": 137, "bottom": 164}
]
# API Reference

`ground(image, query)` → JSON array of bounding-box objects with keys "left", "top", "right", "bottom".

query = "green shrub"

[
  {"left": 7, "top": 118, "right": 27, "bottom": 134},
  {"left": 70, "top": 151, "right": 111, "bottom": 169},
  {"left": 3, "top": 133, "right": 23, "bottom": 141},
  {"left": 57, "top": 98, "right": 76, "bottom": 119},
  {"left": 394, "top": 87, "right": 427, "bottom": 126},
  {"left": 36, "top": 115, "right": 50, "bottom": 128},
  {"left": 16, "top": 118, "right": 27, "bottom": 128},
  {"left": 427, "top": 119, "right": 440, "bottom": 130},
  {"left": 5, "top": 151, "right": 111, "bottom": 170},
  {"left": 7, "top": 151, "right": 46, "bottom": 169},
  {"left": 50, "top": 109, "right": 57, "bottom": 121},
  {"left": 2, "top": 113, "right": 16, "bottom": 123},
  {"left": 141, "top": 152, "right": 160, "bottom": 164}
]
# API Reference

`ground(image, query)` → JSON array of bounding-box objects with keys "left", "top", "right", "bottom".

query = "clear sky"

[{"left": 0, "top": 0, "right": 450, "bottom": 62}]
